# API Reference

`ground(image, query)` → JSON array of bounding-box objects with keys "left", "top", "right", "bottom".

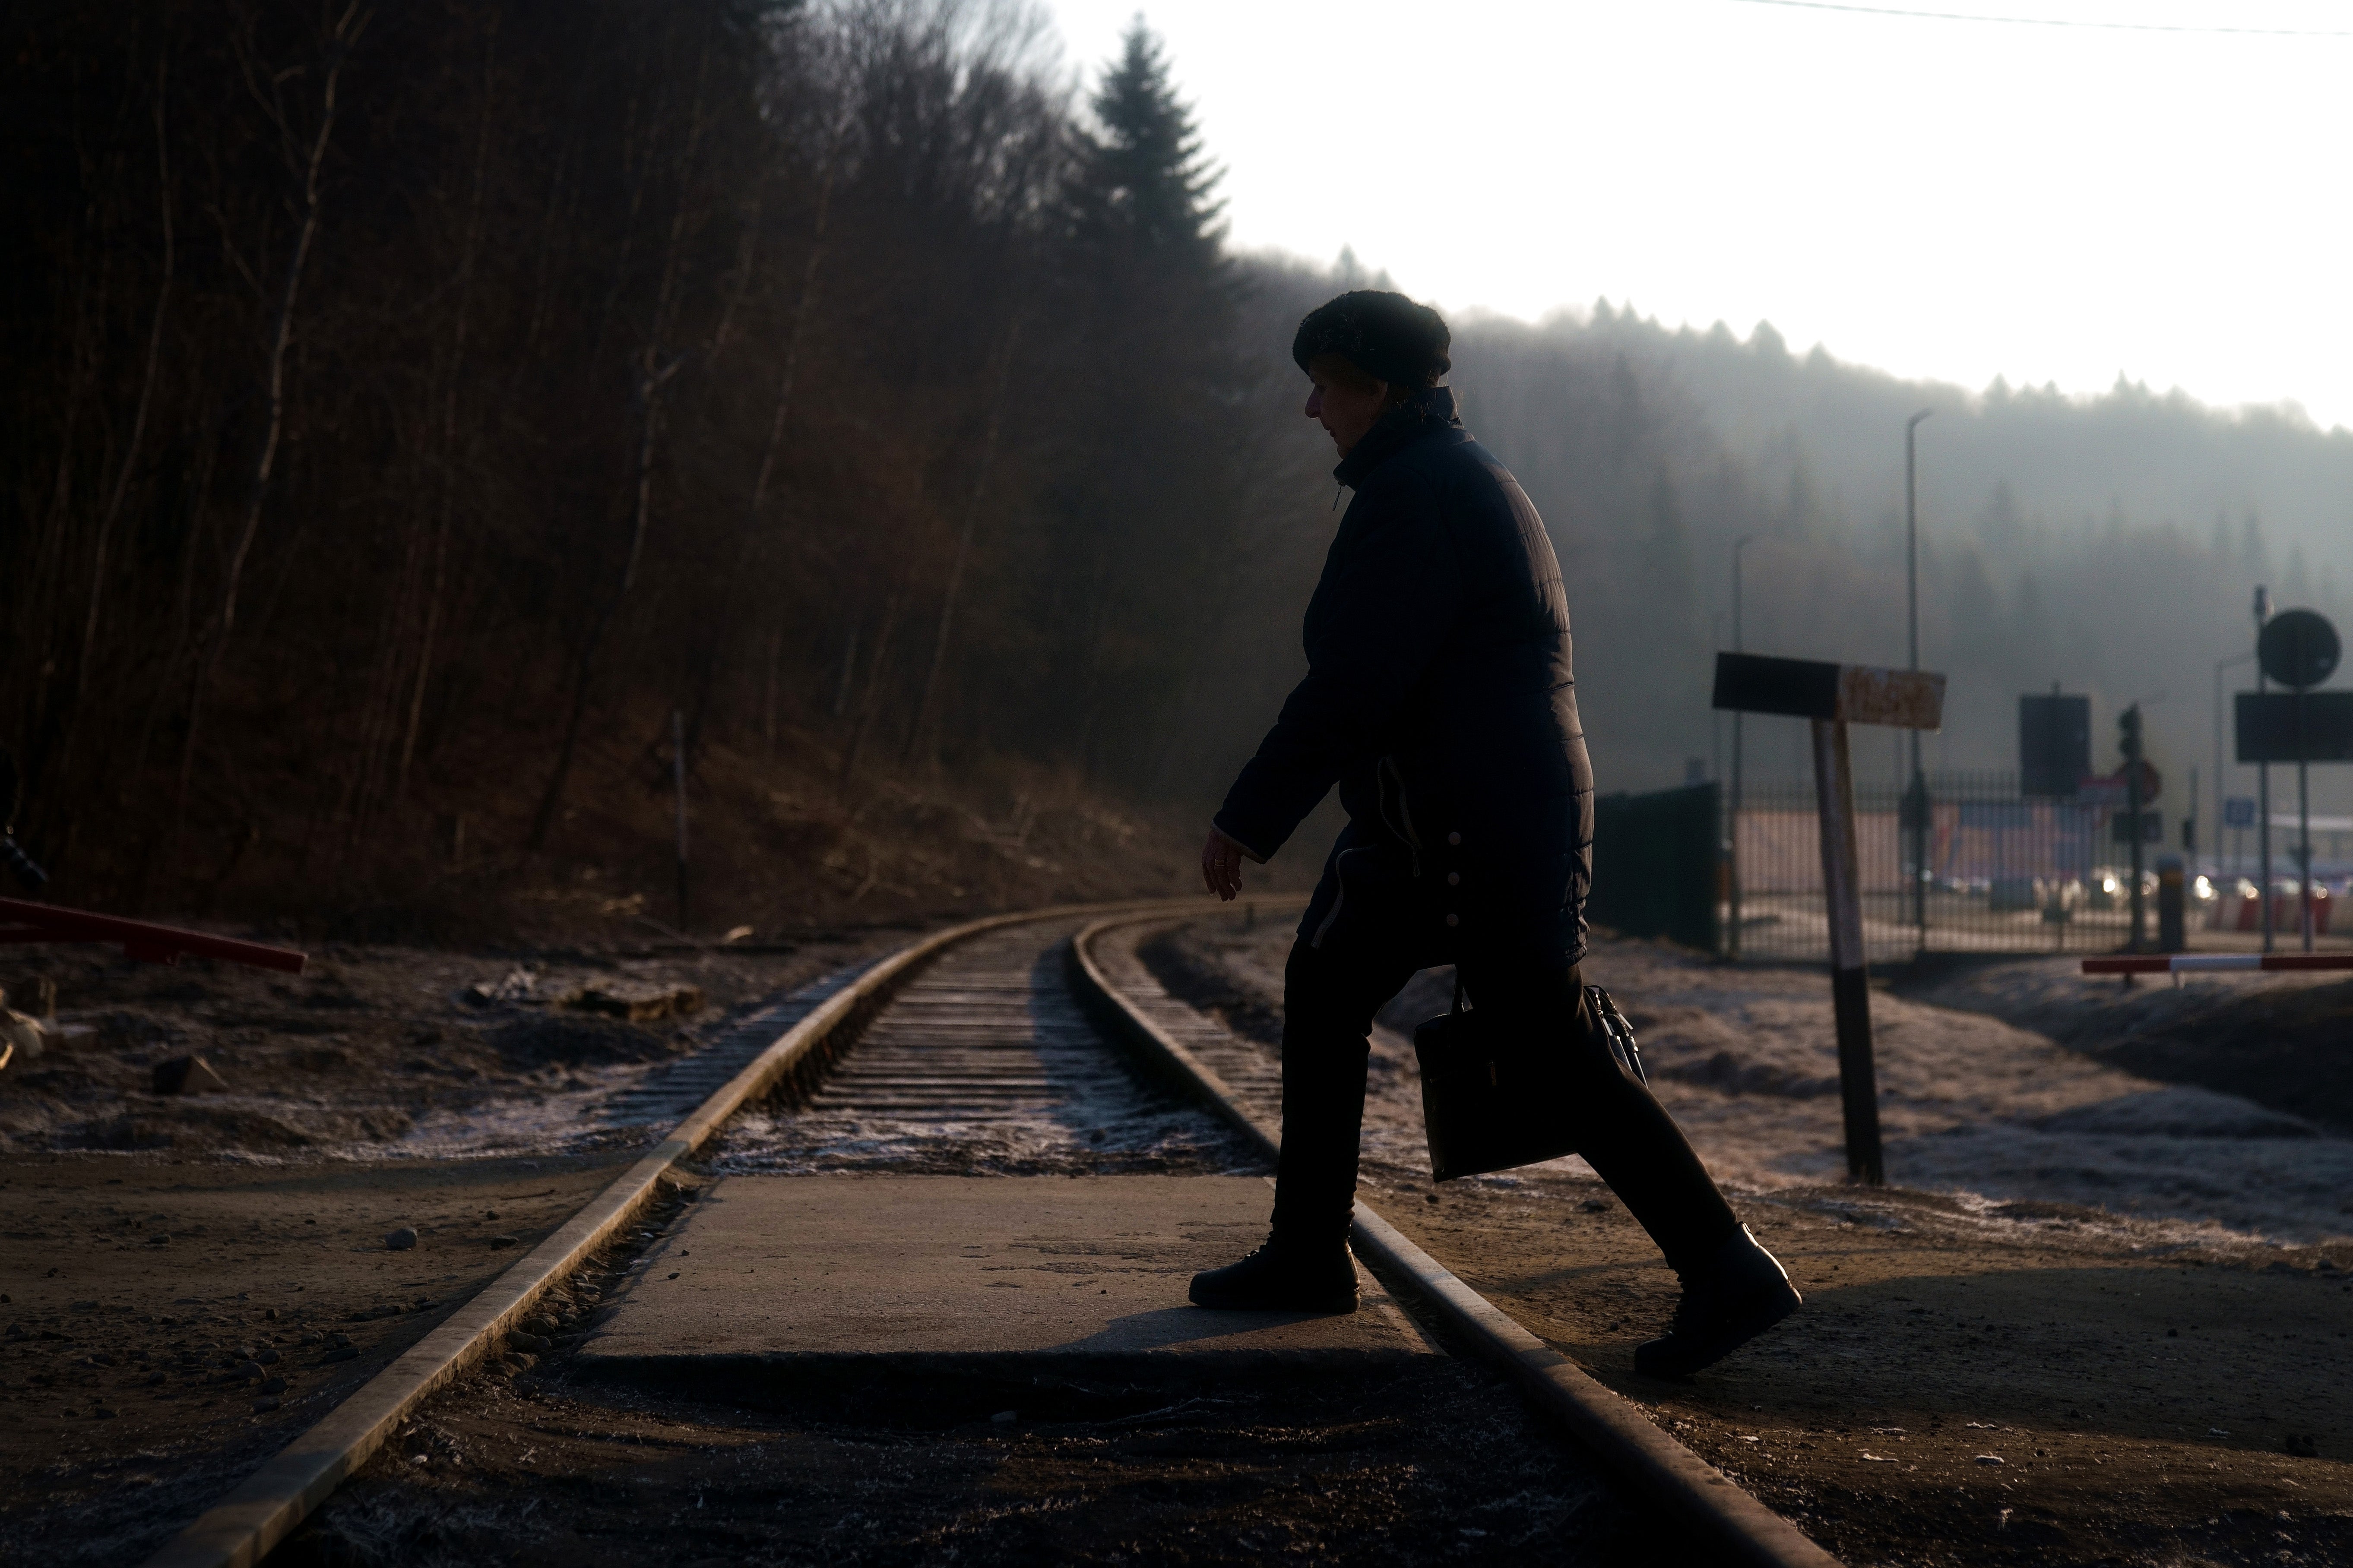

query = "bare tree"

[
  {"left": 529, "top": 23, "right": 717, "bottom": 853},
  {"left": 395, "top": 19, "right": 500, "bottom": 805},
  {"left": 47, "top": 57, "right": 177, "bottom": 809},
  {"left": 904, "top": 314, "right": 1019, "bottom": 767},
  {"left": 170, "top": 2, "right": 371, "bottom": 843}
]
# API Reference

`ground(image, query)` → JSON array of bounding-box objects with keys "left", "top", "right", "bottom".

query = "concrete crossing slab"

[{"left": 573, "top": 1176, "right": 1436, "bottom": 1393}]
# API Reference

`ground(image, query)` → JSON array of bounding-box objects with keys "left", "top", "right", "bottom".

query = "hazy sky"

[{"left": 1041, "top": 0, "right": 2353, "bottom": 431}]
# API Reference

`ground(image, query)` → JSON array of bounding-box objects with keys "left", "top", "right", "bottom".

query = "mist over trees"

[
  {"left": 6, "top": 0, "right": 2344, "bottom": 929},
  {"left": 1447, "top": 305, "right": 2353, "bottom": 813}
]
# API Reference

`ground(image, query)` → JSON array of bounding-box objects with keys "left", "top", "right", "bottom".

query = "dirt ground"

[
  {"left": 1907, "top": 957, "right": 2353, "bottom": 1136},
  {"left": 270, "top": 1341, "right": 1662, "bottom": 1567},
  {"left": 0, "top": 1150, "right": 630, "bottom": 1564},
  {"left": 10, "top": 914, "right": 2352, "bottom": 1567},
  {"left": 1156, "top": 922, "right": 2353, "bottom": 1243},
  {"left": 1372, "top": 1168, "right": 2353, "bottom": 1568},
  {"left": 0, "top": 935, "right": 885, "bottom": 1157},
  {"left": 1149, "top": 920, "right": 2353, "bottom": 1566},
  {"left": 0, "top": 932, "right": 883, "bottom": 1563},
  {"left": 0, "top": 1146, "right": 1667, "bottom": 1568}
]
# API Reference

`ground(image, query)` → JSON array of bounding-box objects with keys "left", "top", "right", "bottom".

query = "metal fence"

[
  {"left": 1590, "top": 783, "right": 1720, "bottom": 952},
  {"left": 1728, "top": 771, "right": 2205, "bottom": 965}
]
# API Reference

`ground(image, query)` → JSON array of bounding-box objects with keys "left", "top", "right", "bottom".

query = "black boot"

[
  {"left": 1188, "top": 1236, "right": 1359, "bottom": 1314},
  {"left": 1634, "top": 1224, "right": 1801, "bottom": 1378}
]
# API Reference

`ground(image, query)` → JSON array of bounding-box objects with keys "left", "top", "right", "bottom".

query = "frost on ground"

[
  {"left": 1157, "top": 920, "right": 2353, "bottom": 1247},
  {"left": 0, "top": 939, "right": 883, "bottom": 1161}
]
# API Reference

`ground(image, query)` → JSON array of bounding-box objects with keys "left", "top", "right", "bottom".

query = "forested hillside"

[
  {"left": 7, "top": 0, "right": 2346, "bottom": 936},
  {"left": 2, "top": 1, "right": 1346, "bottom": 930},
  {"left": 1447, "top": 307, "right": 2353, "bottom": 803}
]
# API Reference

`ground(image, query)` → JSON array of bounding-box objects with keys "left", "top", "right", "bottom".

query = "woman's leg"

[
  {"left": 1459, "top": 953, "right": 1799, "bottom": 1374},
  {"left": 1457, "top": 957, "right": 1740, "bottom": 1271},
  {"left": 1270, "top": 936, "right": 1419, "bottom": 1251},
  {"left": 1189, "top": 934, "right": 1416, "bottom": 1312}
]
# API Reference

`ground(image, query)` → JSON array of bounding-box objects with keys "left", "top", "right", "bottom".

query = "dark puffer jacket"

[{"left": 1213, "top": 387, "right": 1595, "bottom": 966}]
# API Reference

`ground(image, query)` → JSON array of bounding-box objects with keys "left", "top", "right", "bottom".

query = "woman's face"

[{"left": 1303, "top": 355, "right": 1390, "bottom": 457}]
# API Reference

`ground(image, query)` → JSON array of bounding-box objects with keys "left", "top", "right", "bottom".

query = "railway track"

[{"left": 143, "top": 900, "right": 1839, "bottom": 1568}]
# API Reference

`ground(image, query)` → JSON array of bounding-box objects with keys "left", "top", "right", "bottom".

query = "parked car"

[{"left": 2084, "top": 867, "right": 2153, "bottom": 909}]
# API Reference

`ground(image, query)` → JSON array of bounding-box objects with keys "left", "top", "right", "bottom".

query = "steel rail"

[
  {"left": 142, "top": 895, "right": 1227, "bottom": 1568},
  {"left": 1071, "top": 911, "right": 1845, "bottom": 1568}
]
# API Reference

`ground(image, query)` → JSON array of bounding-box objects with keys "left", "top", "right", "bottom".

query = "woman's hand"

[{"left": 1200, "top": 827, "right": 1245, "bottom": 901}]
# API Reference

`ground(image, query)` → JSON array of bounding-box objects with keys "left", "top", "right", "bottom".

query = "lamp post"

[
  {"left": 1730, "top": 534, "right": 1757, "bottom": 961},
  {"left": 2255, "top": 585, "right": 2273, "bottom": 952},
  {"left": 1905, "top": 409, "right": 1933, "bottom": 952},
  {"left": 1712, "top": 611, "right": 1726, "bottom": 786},
  {"left": 2213, "top": 649, "right": 2255, "bottom": 883}
]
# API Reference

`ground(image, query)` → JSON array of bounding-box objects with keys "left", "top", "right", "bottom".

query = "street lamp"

[
  {"left": 1905, "top": 409, "right": 1932, "bottom": 951},
  {"left": 1712, "top": 610, "right": 1726, "bottom": 787},
  {"left": 2255, "top": 585, "right": 2273, "bottom": 952},
  {"left": 1730, "top": 534, "right": 1757, "bottom": 961}
]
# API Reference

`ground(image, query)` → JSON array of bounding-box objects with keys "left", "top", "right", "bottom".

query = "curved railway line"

[{"left": 143, "top": 899, "right": 1839, "bottom": 1568}]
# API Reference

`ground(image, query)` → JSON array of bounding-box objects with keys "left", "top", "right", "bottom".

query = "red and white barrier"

[
  {"left": 2082, "top": 952, "right": 2353, "bottom": 975},
  {"left": 0, "top": 895, "right": 305, "bottom": 973},
  {"left": 2216, "top": 887, "right": 2333, "bottom": 935}
]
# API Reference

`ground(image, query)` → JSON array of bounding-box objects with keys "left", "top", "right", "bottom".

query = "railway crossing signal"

[
  {"left": 1713, "top": 651, "right": 1946, "bottom": 1185},
  {"left": 2258, "top": 608, "right": 2340, "bottom": 689}
]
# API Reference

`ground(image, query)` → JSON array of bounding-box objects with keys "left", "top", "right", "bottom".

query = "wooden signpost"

[{"left": 1713, "top": 652, "right": 1948, "bottom": 1185}]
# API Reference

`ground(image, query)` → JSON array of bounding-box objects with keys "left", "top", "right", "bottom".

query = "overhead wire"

[{"left": 1727, "top": 0, "right": 2353, "bottom": 37}]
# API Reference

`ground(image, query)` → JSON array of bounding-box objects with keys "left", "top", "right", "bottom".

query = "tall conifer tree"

[
  {"left": 1050, "top": 21, "right": 1250, "bottom": 783},
  {"left": 1077, "top": 22, "right": 1224, "bottom": 267}
]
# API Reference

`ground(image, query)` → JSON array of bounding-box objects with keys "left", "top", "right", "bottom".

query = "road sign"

[
  {"left": 2257, "top": 608, "right": 2340, "bottom": 690},
  {"left": 2019, "top": 693, "right": 2090, "bottom": 797},
  {"left": 2080, "top": 761, "right": 2160, "bottom": 807},
  {"left": 1711, "top": 653, "right": 1945, "bottom": 729},
  {"left": 2234, "top": 692, "right": 2353, "bottom": 764},
  {"left": 2223, "top": 795, "right": 2257, "bottom": 828},
  {"left": 2110, "top": 811, "right": 2163, "bottom": 844}
]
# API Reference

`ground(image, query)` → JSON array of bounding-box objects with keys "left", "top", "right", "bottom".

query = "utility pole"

[
  {"left": 1711, "top": 611, "right": 1726, "bottom": 787},
  {"left": 2255, "top": 585, "right": 2273, "bottom": 952},
  {"left": 2122, "top": 703, "right": 2147, "bottom": 952},
  {"left": 2212, "top": 650, "right": 2254, "bottom": 886},
  {"left": 1729, "top": 535, "right": 1756, "bottom": 962},
  {"left": 1905, "top": 409, "right": 1933, "bottom": 954},
  {"left": 2299, "top": 709, "right": 2314, "bottom": 952}
]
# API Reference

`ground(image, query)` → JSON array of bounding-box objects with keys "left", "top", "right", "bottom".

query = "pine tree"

[
  {"left": 1048, "top": 21, "right": 1251, "bottom": 784},
  {"left": 1077, "top": 22, "right": 1224, "bottom": 265}
]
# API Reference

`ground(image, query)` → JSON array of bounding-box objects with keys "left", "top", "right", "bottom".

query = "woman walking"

[{"left": 1191, "top": 290, "right": 1800, "bottom": 1378}]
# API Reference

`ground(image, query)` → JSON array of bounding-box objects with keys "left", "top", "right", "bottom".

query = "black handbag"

[{"left": 1412, "top": 977, "right": 1647, "bottom": 1183}]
